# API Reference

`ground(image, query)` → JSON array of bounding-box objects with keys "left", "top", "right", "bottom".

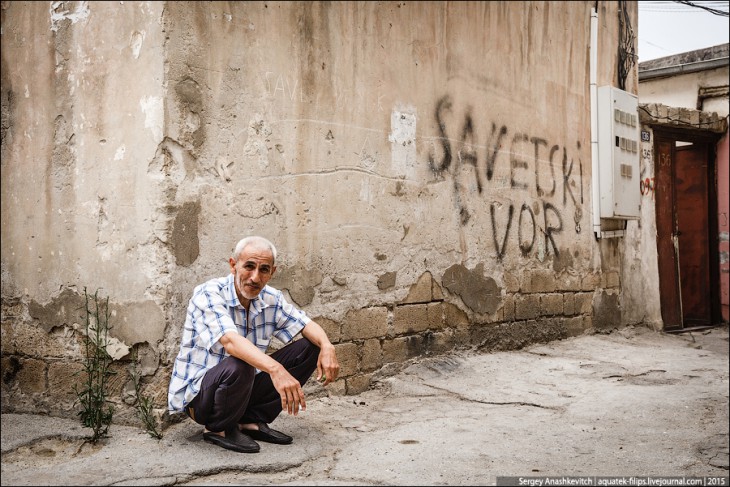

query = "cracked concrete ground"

[{"left": 1, "top": 325, "right": 728, "bottom": 486}]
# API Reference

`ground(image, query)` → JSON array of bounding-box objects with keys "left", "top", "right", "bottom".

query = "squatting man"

[{"left": 168, "top": 236, "right": 340, "bottom": 453}]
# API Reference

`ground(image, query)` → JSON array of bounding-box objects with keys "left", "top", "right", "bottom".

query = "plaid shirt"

[{"left": 167, "top": 274, "right": 310, "bottom": 413}]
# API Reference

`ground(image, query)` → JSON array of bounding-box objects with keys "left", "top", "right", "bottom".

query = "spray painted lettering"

[
  {"left": 428, "top": 95, "right": 583, "bottom": 260},
  {"left": 640, "top": 177, "right": 655, "bottom": 198}
]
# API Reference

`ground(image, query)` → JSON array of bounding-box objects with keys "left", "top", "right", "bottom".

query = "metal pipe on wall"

[{"left": 591, "top": 7, "right": 602, "bottom": 238}]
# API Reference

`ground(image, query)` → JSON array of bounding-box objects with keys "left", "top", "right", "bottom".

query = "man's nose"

[{"left": 250, "top": 268, "right": 261, "bottom": 282}]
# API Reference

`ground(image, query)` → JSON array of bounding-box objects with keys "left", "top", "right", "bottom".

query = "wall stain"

[
  {"left": 270, "top": 264, "right": 323, "bottom": 307},
  {"left": 2, "top": 356, "right": 21, "bottom": 385},
  {"left": 171, "top": 200, "right": 200, "bottom": 266},
  {"left": 593, "top": 290, "right": 620, "bottom": 330},
  {"left": 441, "top": 263, "right": 501, "bottom": 314},
  {"left": 29, "top": 288, "right": 85, "bottom": 333},
  {"left": 377, "top": 271, "right": 397, "bottom": 290}
]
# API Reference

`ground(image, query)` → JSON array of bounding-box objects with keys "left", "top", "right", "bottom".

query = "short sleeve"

[
  {"left": 190, "top": 286, "right": 238, "bottom": 351},
  {"left": 271, "top": 293, "right": 310, "bottom": 344}
]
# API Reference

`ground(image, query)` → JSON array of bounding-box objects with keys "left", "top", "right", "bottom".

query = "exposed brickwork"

[
  {"left": 576, "top": 292, "right": 594, "bottom": 314},
  {"left": 400, "top": 272, "right": 434, "bottom": 304},
  {"left": 313, "top": 316, "right": 342, "bottom": 344},
  {"left": 342, "top": 307, "right": 388, "bottom": 340},
  {"left": 523, "top": 270, "right": 557, "bottom": 293},
  {"left": 563, "top": 293, "right": 577, "bottom": 316},
  {"left": 360, "top": 338, "right": 382, "bottom": 372},
  {"left": 443, "top": 302, "right": 469, "bottom": 330},
  {"left": 559, "top": 274, "right": 583, "bottom": 292},
  {"left": 334, "top": 342, "right": 359, "bottom": 377},
  {"left": 603, "top": 271, "right": 620, "bottom": 289},
  {"left": 382, "top": 337, "right": 409, "bottom": 364},
  {"left": 393, "top": 304, "right": 431, "bottom": 335},
  {"left": 15, "top": 358, "right": 46, "bottom": 394},
  {"left": 540, "top": 294, "right": 564, "bottom": 316},
  {"left": 47, "top": 361, "right": 86, "bottom": 402},
  {"left": 563, "top": 316, "right": 585, "bottom": 336},
  {"left": 502, "top": 294, "right": 516, "bottom": 321},
  {"left": 515, "top": 294, "right": 540, "bottom": 320},
  {"left": 581, "top": 274, "right": 600, "bottom": 291}
]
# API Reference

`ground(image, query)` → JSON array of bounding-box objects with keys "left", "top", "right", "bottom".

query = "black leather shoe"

[
  {"left": 241, "top": 422, "right": 293, "bottom": 445},
  {"left": 203, "top": 428, "right": 260, "bottom": 453}
]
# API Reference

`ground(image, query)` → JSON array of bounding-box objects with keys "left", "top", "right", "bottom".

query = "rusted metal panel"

[
  {"left": 675, "top": 144, "right": 712, "bottom": 325},
  {"left": 654, "top": 139, "right": 683, "bottom": 328}
]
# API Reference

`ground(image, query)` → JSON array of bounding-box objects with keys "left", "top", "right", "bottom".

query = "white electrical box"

[{"left": 597, "top": 85, "right": 640, "bottom": 219}]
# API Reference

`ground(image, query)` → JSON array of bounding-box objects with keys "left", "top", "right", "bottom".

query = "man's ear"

[{"left": 229, "top": 257, "right": 237, "bottom": 273}]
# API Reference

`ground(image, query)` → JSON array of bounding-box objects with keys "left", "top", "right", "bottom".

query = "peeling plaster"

[
  {"left": 389, "top": 104, "right": 417, "bottom": 179},
  {"left": 114, "top": 144, "right": 126, "bottom": 161},
  {"left": 50, "top": 1, "right": 90, "bottom": 32},
  {"left": 140, "top": 95, "right": 163, "bottom": 142},
  {"left": 110, "top": 300, "right": 166, "bottom": 347},
  {"left": 28, "top": 289, "right": 164, "bottom": 356},
  {"left": 29, "top": 288, "right": 85, "bottom": 333},
  {"left": 129, "top": 30, "right": 145, "bottom": 59},
  {"left": 102, "top": 335, "right": 130, "bottom": 360}
]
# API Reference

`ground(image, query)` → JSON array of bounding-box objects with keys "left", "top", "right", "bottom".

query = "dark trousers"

[{"left": 185, "top": 337, "right": 319, "bottom": 433}]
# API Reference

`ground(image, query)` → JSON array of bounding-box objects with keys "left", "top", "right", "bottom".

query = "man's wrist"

[{"left": 265, "top": 359, "right": 285, "bottom": 376}]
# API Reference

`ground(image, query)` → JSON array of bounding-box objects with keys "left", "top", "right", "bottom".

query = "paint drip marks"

[{"left": 50, "top": 1, "right": 90, "bottom": 32}]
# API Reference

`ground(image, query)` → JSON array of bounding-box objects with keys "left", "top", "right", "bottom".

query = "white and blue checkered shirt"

[{"left": 167, "top": 274, "right": 310, "bottom": 413}]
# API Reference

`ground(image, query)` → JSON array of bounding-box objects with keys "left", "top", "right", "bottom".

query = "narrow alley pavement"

[{"left": 2, "top": 325, "right": 728, "bottom": 486}]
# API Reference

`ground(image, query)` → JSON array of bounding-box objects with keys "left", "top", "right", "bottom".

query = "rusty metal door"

[
  {"left": 675, "top": 143, "right": 712, "bottom": 325},
  {"left": 655, "top": 139, "right": 682, "bottom": 329},
  {"left": 654, "top": 136, "right": 716, "bottom": 329}
]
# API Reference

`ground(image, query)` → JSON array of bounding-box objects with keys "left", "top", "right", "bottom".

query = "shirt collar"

[{"left": 224, "top": 274, "right": 269, "bottom": 313}]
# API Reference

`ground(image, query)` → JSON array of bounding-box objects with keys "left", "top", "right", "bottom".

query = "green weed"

[
  {"left": 73, "top": 288, "right": 115, "bottom": 443},
  {"left": 129, "top": 353, "right": 163, "bottom": 439}
]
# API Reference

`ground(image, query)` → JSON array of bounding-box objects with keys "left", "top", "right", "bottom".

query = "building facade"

[{"left": 2, "top": 1, "right": 655, "bottom": 425}]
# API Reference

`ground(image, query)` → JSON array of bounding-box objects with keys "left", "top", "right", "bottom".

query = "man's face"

[{"left": 229, "top": 246, "right": 276, "bottom": 304}]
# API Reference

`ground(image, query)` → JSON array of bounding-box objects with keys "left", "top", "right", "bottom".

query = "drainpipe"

[{"left": 590, "top": 7, "right": 601, "bottom": 238}]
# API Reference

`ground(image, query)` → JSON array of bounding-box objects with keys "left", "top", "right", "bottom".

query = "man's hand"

[
  {"left": 220, "top": 331, "right": 306, "bottom": 416},
  {"left": 300, "top": 320, "right": 340, "bottom": 387},
  {"left": 269, "top": 363, "right": 306, "bottom": 415},
  {"left": 317, "top": 344, "right": 340, "bottom": 386}
]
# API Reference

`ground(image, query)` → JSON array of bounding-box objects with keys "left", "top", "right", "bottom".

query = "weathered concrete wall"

[
  {"left": 639, "top": 67, "right": 729, "bottom": 116},
  {"left": 1, "top": 1, "right": 640, "bottom": 425},
  {"left": 1, "top": 1, "right": 169, "bottom": 423}
]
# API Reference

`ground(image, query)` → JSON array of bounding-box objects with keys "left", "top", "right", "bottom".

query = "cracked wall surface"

[{"left": 1, "top": 1, "right": 648, "bottom": 425}]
